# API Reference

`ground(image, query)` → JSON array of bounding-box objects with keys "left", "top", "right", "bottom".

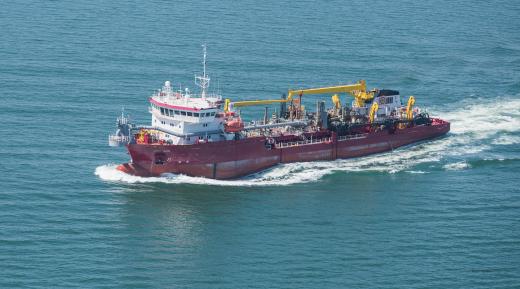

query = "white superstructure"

[
  {"left": 372, "top": 93, "right": 403, "bottom": 118},
  {"left": 147, "top": 46, "right": 229, "bottom": 145}
]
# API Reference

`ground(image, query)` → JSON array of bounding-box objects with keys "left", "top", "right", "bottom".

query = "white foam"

[
  {"left": 443, "top": 161, "right": 471, "bottom": 171},
  {"left": 96, "top": 96, "right": 520, "bottom": 186},
  {"left": 94, "top": 163, "right": 328, "bottom": 186},
  {"left": 492, "top": 134, "right": 520, "bottom": 145},
  {"left": 438, "top": 97, "right": 520, "bottom": 136},
  {"left": 405, "top": 170, "right": 427, "bottom": 174}
]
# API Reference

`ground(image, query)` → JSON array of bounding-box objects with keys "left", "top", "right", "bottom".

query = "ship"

[{"left": 109, "top": 46, "right": 450, "bottom": 179}]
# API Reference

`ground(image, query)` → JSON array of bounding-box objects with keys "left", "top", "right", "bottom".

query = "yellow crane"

[
  {"left": 286, "top": 80, "right": 373, "bottom": 107},
  {"left": 406, "top": 96, "right": 415, "bottom": 120},
  {"left": 224, "top": 80, "right": 374, "bottom": 112},
  {"left": 331, "top": 94, "right": 341, "bottom": 109},
  {"left": 224, "top": 98, "right": 287, "bottom": 112},
  {"left": 369, "top": 102, "right": 379, "bottom": 123}
]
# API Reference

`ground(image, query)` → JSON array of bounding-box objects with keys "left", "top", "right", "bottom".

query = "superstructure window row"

[{"left": 157, "top": 106, "right": 216, "bottom": 118}]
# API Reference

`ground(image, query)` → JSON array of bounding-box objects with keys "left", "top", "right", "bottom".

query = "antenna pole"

[
  {"left": 203, "top": 44, "right": 206, "bottom": 81},
  {"left": 202, "top": 44, "right": 207, "bottom": 98},
  {"left": 195, "top": 44, "right": 210, "bottom": 99}
]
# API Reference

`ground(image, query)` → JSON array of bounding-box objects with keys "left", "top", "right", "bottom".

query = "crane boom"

[
  {"left": 224, "top": 80, "right": 374, "bottom": 112},
  {"left": 286, "top": 80, "right": 373, "bottom": 107},
  {"left": 224, "top": 98, "right": 287, "bottom": 112},
  {"left": 230, "top": 99, "right": 287, "bottom": 107}
]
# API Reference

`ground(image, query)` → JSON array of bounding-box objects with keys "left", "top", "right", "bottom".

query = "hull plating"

[{"left": 117, "top": 119, "right": 450, "bottom": 179}]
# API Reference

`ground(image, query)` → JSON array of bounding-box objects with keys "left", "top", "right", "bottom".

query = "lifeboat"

[{"left": 224, "top": 117, "right": 244, "bottom": 133}]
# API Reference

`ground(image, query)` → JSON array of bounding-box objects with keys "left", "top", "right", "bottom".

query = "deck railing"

[
  {"left": 275, "top": 133, "right": 369, "bottom": 148},
  {"left": 108, "top": 135, "right": 130, "bottom": 146},
  {"left": 337, "top": 133, "right": 368, "bottom": 141},
  {"left": 276, "top": 137, "right": 332, "bottom": 149}
]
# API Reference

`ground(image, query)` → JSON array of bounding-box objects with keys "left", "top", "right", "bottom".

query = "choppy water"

[{"left": 2, "top": 0, "right": 520, "bottom": 288}]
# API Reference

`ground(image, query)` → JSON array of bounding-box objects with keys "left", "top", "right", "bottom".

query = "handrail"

[
  {"left": 275, "top": 137, "right": 332, "bottom": 148},
  {"left": 337, "top": 133, "right": 368, "bottom": 141}
]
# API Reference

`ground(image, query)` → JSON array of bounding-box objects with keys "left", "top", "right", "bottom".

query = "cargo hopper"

[{"left": 109, "top": 47, "right": 450, "bottom": 179}]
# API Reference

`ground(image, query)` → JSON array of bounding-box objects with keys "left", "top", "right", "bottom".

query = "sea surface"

[{"left": 2, "top": 0, "right": 520, "bottom": 288}]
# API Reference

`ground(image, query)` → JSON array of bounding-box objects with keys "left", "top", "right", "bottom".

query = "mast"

[{"left": 195, "top": 44, "right": 210, "bottom": 99}]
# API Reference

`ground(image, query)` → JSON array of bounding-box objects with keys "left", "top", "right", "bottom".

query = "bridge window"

[
  {"left": 210, "top": 112, "right": 215, "bottom": 116},
  {"left": 187, "top": 112, "right": 193, "bottom": 117},
  {"left": 380, "top": 97, "right": 394, "bottom": 105},
  {"left": 181, "top": 111, "right": 186, "bottom": 116},
  {"left": 160, "top": 107, "right": 165, "bottom": 115},
  {"left": 194, "top": 113, "right": 199, "bottom": 117},
  {"left": 205, "top": 112, "right": 211, "bottom": 117},
  {"left": 175, "top": 110, "right": 180, "bottom": 115}
]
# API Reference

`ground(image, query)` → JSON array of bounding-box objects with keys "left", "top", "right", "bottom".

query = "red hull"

[{"left": 117, "top": 119, "right": 450, "bottom": 179}]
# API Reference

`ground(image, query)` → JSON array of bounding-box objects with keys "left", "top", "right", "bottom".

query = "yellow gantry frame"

[
  {"left": 406, "top": 96, "right": 415, "bottom": 120},
  {"left": 224, "top": 80, "right": 374, "bottom": 112},
  {"left": 369, "top": 102, "right": 379, "bottom": 123},
  {"left": 331, "top": 94, "right": 341, "bottom": 109}
]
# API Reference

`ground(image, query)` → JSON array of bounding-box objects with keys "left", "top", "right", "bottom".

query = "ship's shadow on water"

[
  {"left": 108, "top": 171, "right": 416, "bottom": 279},
  {"left": 106, "top": 171, "right": 435, "bottom": 255},
  {"left": 109, "top": 171, "right": 412, "bottom": 220}
]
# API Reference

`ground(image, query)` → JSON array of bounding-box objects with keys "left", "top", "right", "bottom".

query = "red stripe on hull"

[{"left": 118, "top": 119, "right": 450, "bottom": 179}]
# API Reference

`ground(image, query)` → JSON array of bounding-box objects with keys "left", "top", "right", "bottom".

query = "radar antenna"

[{"left": 195, "top": 44, "right": 210, "bottom": 99}]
